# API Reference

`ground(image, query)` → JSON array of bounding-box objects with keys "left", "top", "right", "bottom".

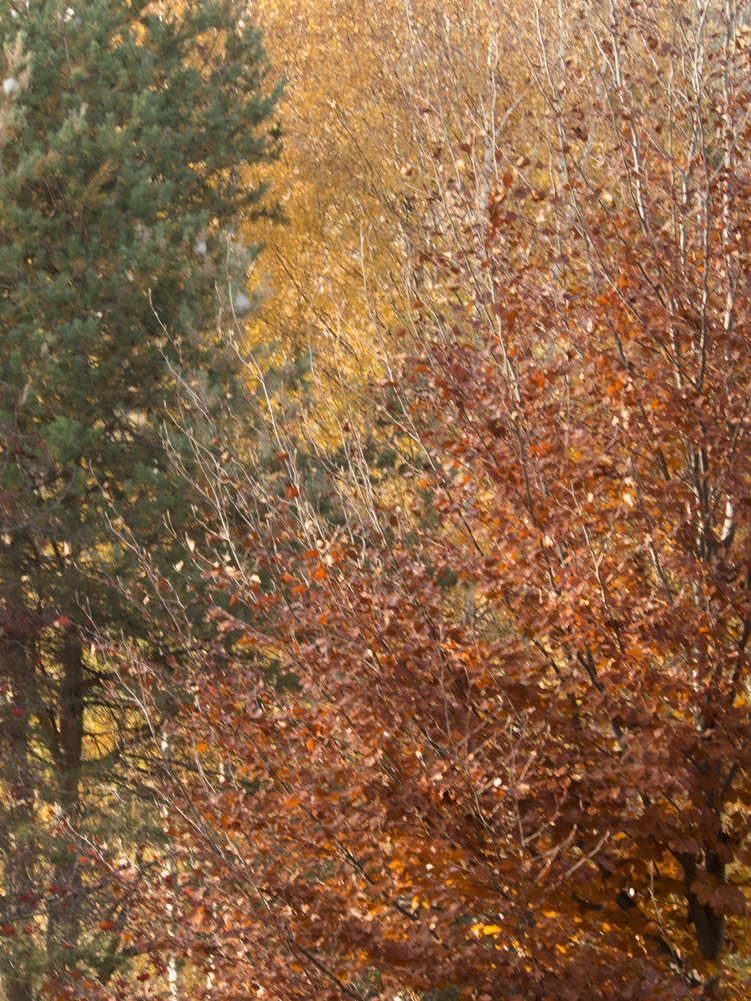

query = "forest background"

[{"left": 3, "top": 1, "right": 751, "bottom": 1000}]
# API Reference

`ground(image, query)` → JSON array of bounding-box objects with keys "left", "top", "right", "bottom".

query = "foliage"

[
  {"left": 7, "top": 0, "right": 751, "bottom": 999},
  {"left": 107, "top": 1, "right": 751, "bottom": 998},
  {"left": 0, "top": 0, "right": 280, "bottom": 994},
  {"left": 242, "top": 0, "right": 525, "bottom": 436}
]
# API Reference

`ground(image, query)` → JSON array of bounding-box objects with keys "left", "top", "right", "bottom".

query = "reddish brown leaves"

[{"left": 104, "top": 4, "right": 751, "bottom": 998}]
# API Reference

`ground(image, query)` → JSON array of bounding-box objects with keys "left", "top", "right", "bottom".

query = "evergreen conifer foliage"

[{"left": 0, "top": 0, "right": 280, "bottom": 994}]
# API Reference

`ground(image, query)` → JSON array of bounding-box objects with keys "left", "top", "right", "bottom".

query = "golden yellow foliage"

[{"left": 242, "top": 0, "right": 532, "bottom": 427}]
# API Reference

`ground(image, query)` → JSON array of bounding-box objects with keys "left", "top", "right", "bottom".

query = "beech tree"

[{"left": 76, "top": 0, "right": 751, "bottom": 999}]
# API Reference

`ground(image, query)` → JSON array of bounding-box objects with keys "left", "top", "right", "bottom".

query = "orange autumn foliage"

[{"left": 86, "top": 1, "right": 751, "bottom": 999}]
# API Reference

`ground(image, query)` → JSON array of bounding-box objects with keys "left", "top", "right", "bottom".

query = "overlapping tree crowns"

[{"left": 105, "top": 1, "right": 751, "bottom": 999}]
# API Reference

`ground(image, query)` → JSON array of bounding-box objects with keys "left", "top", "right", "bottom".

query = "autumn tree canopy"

[
  {"left": 6, "top": 0, "right": 751, "bottom": 999},
  {"left": 90, "top": 1, "right": 751, "bottom": 999}
]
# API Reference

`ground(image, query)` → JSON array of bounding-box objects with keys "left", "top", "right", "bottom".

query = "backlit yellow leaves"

[{"left": 471, "top": 922, "right": 503, "bottom": 936}]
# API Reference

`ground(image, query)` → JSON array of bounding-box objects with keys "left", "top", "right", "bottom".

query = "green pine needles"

[{"left": 0, "top": 1, "right": 281, "bottom": 994}]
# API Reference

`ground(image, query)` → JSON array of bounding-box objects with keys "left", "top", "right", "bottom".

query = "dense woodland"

[{"left": 3, "top": 0, "right": 751, "bottom": 998}]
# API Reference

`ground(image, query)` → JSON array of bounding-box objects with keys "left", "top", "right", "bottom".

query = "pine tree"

[{"left": 0, "top": 0, "right": 280, "bottom": 994}]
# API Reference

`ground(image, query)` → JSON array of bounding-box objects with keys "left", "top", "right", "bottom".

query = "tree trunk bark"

[{"left": 46, "top": 627, "right": 85, "bottom": 954}]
